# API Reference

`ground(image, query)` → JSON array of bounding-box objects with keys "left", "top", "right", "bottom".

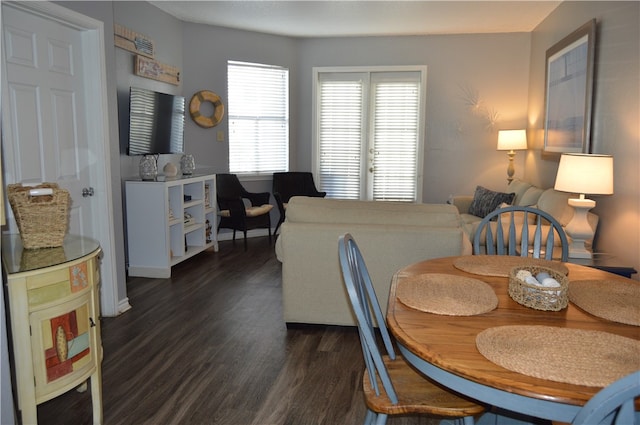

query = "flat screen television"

[{"left": 128, "top": 87, "right": 185, "bottom": 155}]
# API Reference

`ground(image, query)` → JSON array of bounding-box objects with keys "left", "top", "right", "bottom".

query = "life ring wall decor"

[{"left": 189, "top": 90, "right": 224, "bottom": 128}]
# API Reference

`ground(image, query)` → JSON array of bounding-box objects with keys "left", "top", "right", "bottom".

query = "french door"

[{"left": 313, "top": 67, "right": 426, "bottom": 202}]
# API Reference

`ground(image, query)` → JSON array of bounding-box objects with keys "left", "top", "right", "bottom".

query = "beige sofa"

[
  {"left": 451, "top": 178, "right": 599, "bottom": 250},
  {"left": 275, "top": 197, "right": 471, "bottom": 326}
]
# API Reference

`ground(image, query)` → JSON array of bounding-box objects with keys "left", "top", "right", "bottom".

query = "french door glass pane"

[
  {"left": 318, "top": 78, "right": 364, "bottom": 199},
  {"left": 371, "top": 80, "right": 419, "bottom": 201}
]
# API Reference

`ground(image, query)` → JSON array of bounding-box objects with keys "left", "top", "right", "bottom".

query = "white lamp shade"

[
  {"left": 554, "top": 154, "right": 614, "bottom": 195},
  {"left": 497, "top": 129, "right": 527, "bottom": 151}
]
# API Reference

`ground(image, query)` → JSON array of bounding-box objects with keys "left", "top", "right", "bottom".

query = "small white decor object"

[
  {"left": 181, "top": 154, "right": 195, "bottom": 175},
  {"left": 163, "top": 162, "right": 178, "bottom": 177}
]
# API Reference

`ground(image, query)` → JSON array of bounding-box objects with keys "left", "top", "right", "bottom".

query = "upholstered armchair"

[
  {"left": 216, "top": 173, "right": 273, "bottom": 249},
  {"left": 272, "top": 172, "right": 326, "bottom": 234}
]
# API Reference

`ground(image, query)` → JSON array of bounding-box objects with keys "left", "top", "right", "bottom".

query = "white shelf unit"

[{"left": 125, "top": 174, "right": 218, "bottom": 278}]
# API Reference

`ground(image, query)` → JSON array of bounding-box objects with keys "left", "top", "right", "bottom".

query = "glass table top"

[{"left": 2, "top": 234, "right": 100, "bottom": 274}]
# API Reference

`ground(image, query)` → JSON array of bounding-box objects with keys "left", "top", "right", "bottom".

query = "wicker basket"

[
  {"left": 508, "top": 265, "right": 568, "bottom": 311},
  {"left": 7, "top": 183, "right": 70, "bottom": 249}
]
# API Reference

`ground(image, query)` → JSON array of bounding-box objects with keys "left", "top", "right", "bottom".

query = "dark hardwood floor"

[{"left": 33, "top": 237, "right": 438, "bottom": 425}]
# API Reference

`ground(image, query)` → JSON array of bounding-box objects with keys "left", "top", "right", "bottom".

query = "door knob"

[{"left": 82, "top": 187, "right": 94, "bottom": 197}]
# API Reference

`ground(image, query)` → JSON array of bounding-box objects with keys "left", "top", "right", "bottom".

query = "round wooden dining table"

[{"left": 386, "top": 255, "right": 640, "bottom": 424}]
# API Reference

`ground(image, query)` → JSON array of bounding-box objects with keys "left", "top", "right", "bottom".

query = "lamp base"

[
  {"left": 566, "top": 197, "right": 596, "bottom": 259},
  {"left": 566, "top": 243, "right": 592, "bottom": 259},
  {"left": 506, "top": 150, "right": 515, "bottom": 184}
]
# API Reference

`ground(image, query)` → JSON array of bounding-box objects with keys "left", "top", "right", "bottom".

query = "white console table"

[{"left": 125, "top": 174, "right": 218, "bottom": 278}]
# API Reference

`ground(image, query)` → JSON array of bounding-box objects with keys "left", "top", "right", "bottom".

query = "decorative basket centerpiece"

[
  {"left": 7, "top": 183, "right": 70, "bottom": 249},
  {"left": 508, "top": 265, "right": 569, "bottom": 311}
]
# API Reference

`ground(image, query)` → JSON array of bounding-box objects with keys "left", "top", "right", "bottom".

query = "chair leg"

[
  {"left": 364, "top": 410, "right": 376, "bottom": 425},
  {"left": 373, "top": 413, "right": 387, "bottom": 425},
  {"left": 463, "top": 415, "right": 476, "bottom": 425},
  {"left": 243, "top": 230, "right": 248, "bottom": 251}
]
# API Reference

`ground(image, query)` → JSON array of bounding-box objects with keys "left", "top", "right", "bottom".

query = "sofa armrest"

[{"left": 450, "top": 196, "right": 473, "bottom": 214}]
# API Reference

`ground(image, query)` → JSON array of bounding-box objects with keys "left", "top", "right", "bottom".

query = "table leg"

[{"left": 91, "top": 369, "right": 103, "bottom": 424}]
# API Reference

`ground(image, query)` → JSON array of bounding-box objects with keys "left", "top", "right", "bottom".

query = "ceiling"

[{"left": 149, "top": 1, "right": 562, "bottom": 38}]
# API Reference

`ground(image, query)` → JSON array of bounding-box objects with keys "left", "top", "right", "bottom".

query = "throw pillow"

[{"left": 468, "top": 186, "right": 516, "bottom": 218}]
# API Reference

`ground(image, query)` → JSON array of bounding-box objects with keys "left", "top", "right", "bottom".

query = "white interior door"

[
  {"left": 2, "top": 2, "right": 121, "bottom": 316},
  {"left": 2, "top": 5, "right": 93, "bottom": 235}
]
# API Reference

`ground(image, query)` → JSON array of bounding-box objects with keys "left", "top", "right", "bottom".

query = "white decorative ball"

[
  {"left": 163, "top": 162, "right": 178, "bottom": 177},
  {"left": 516, "top": 269, "right": 532, "bottom": 281}
]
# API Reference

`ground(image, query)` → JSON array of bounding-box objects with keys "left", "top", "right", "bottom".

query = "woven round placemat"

[
  {"left": 396, "top": 273, "right": 498, "bottom": 316},
  {"left": 476, "top": 325, "right": 640, "bottom": 387},
  {"left": 569, "top": 280, "right": 640, "bottom": 326},
  {"left": 453, "top": 255, "right": 569, "bottom": 277}
]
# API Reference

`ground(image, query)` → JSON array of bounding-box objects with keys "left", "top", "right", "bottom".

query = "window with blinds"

[
  {"left": 314, "top": 68, "right": 425, "bottom": 201},
  {"left": 227, "top": 61, "right": 289, "bottom": 175}
]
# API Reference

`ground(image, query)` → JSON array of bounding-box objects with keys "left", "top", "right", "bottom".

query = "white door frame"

[{"left": 2, "top": 1, "right": 121, "bottom": 317}]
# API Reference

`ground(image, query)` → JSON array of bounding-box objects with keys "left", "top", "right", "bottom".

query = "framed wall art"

[{"left": 543, "top": 19, "right": 596, "bottom": 153}]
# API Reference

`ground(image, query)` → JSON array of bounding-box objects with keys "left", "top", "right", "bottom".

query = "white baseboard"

[{"left": 118, "top": 298, "right": 133, "bottom": 314}]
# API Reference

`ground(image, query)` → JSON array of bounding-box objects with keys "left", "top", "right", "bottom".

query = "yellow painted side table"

[{"left": 2, "top": 234, "right": 103, "bottom": 424}]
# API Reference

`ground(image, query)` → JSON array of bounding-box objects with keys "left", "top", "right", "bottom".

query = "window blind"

[
  {"left": 370, "top": 81, "right": 420, "bottom": 201},
  {"left": 318, "top": 78, "right": 364, "bottom": 199},
  {"left": 228, "top": 61, "right": 289, "bottom": 175}
]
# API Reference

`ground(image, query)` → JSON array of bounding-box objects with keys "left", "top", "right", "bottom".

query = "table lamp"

[
  {"left": 497, "top": 129, "right": 528, "bottom": 183},
  {"left": 554, "top": 153, "right": 614, "bottom": 259}
]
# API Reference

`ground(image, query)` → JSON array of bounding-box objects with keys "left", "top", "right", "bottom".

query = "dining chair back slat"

[
  {"left": 338, "top": 233, "right": 485, "bottom": 425},
  {"left": 474, "top": 206, "right": 568, "bottom": 261}
]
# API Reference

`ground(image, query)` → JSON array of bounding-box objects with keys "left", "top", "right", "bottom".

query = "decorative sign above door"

[
  {"left": 115, "top": 23, "right": 180, "bottom": 86},
  {"left": 114, "top": 24, "right": 154, "bottom": 58},
  {"left": 134, "top": 56, "right": 181, "bottom": 86}
]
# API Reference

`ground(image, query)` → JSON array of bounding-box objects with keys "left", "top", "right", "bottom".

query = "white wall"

[
  {"left": 112, "top": 1, "right": 185, "bottom": 178},
  {"left": 57, "top": 0, "right": 639, "bottom": 276},
  {"left": 527, "top": 1, "right": 640, "bottom": 276},
  {"left": 297, "top": 33, "right": 532, "bottom": 203},
  {"left": 178, "top": 25, "right": 532, "bottom": 224},
  {"left": 181, "top": 24, "right": 298, "bottom": 182}
]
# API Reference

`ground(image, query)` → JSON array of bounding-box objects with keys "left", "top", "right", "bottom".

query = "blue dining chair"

[
  {"left": 572, "top": 371, "right": 640, "bottom": 425},
  {"left": 473, "top": 205, "right": 569, "bottom": 261},
  {"left": 338, "top": 233, "right": 485, "bottom": 425}
]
